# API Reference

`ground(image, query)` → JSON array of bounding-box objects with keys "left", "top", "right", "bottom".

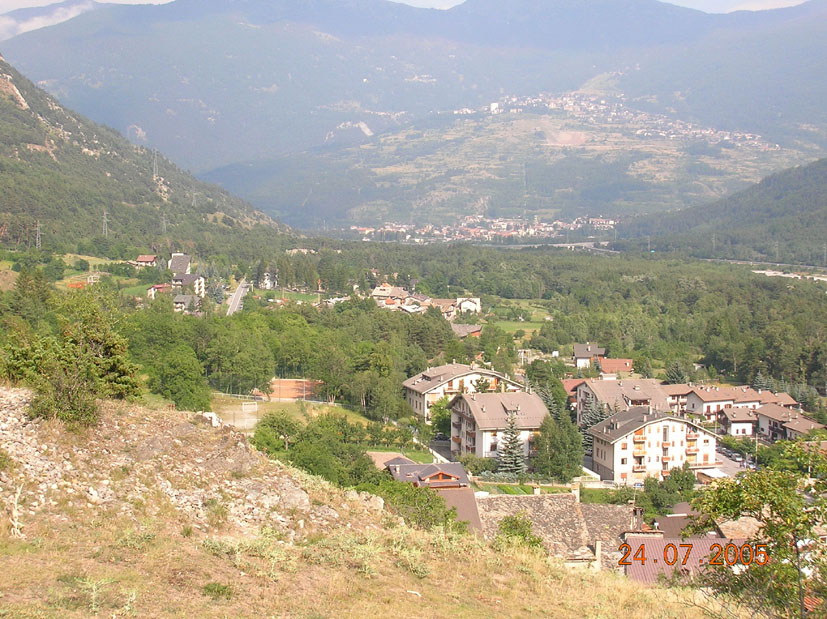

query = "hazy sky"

[{"left": 0, "top": 0, "right": 809, "bottom": 14}]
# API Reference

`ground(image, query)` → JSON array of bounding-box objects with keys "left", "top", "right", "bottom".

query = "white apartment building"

[
  {"left": 588, "top": 407, "right": 718, "bottom": 485},
  {"left": 403, "top": 363, "right": 522, "bottom": 422},
  {"left": 449, "top": 391, "right": 548, "bottom": 459}
]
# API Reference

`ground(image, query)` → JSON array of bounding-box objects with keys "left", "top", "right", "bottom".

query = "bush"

[
  {"left": 496, "top": 512, "right": 543, "bottom": 548},
  {"left": 459, "top": 453, "right": 498, "bottom": 475},
  {"left": 359, "top": 480, "right": 468, "bottom": 534},
  {"left": 202, "top": 582, "right": 233, "bottom": 601}
]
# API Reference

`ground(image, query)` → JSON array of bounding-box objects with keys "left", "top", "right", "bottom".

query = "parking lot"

[{"left": 717, "top": 448, "right": 750, "bottom": 477}]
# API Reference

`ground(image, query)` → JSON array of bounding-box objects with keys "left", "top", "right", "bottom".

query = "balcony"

[
  {"left": 633, "top": 464, "right": 647, "bottom": 472},
  {"left": 687, "top": 432, "right": 699, "bottom": 440},
  {"left": 688, "top": 461, "right": 722, "bottom": 469},
  {"left": 451, "top": 436, "right": 461, "bottom": 444},
  {"left": 633, "top": 448, "right": 646, "bottom": 457},
  {"left": 686, "top": 446, "right": 699, "bottom": 454},
  {"left": 661, "top": 441, "right": 672, "bottom": 448},
  {"left": 452, "top": 421, "right": 462, "bottom": 429},
  {"left": 466, "top": 431, "right": 476, "bottom": 439},
  {"left": 661, "top": 455, "right": 671, "bottom": 462},
  {"left": 633, "top": 434, "right": 646, "bottom": 443}
]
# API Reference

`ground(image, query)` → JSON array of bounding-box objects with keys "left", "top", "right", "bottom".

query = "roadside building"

[{"left": 588, "top": 407, "right": 718, "bottom": 484}]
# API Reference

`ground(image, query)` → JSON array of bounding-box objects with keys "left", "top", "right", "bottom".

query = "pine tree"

[
  {"left": 498, "top": 411, "right": 526, "bottom": 475},
  {"left": 665, "top": 360, "right": 689, "bottom": 384},
  {"left": 752, "top": 370, "right": 773, "bottom": 391},
  {"left": 580, "top": 395, "right": 608, "bottom": 454}
]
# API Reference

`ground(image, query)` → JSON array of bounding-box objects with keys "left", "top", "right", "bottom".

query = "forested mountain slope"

[
  {"left": 618, "top": 158, "right": 827, "bottom": 263},
  {"left": 0, "top": 54, "right": 284, "bottom": 258}
]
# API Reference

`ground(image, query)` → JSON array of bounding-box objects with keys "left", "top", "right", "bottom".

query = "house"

[
  {"left": 573, "top": 343, "right": 605, "bottom": 369},
  {"left": 719, "top": 407, "right": 758, "bottom": 437},
  {"left": 173, "top": 294, "right": 200, "bottom": 313},
  {"left": 596, "top": 357, "right": 634, "bottom": 377},
  {"left": 575, "top": 379, "right": 670, "bottom": 425},
  {"left": 588, "top": 407, "right": 719, "bottom": 484},
  {"left": 383, "top": 460, "right": 481, "bottom": 530},
  {"left": 135, "top": 254, "right": 157, "bottom": 268},
  {"left": 429, "top": 298, "right": 457, "bottom": 321},
  {"left": 685, "top": 386, "right": 736, "bottom": 422},
  {"left": 662, "top": 384, "right": 693, "bottom": 415},
  {"left": 449, "top": 391, "right": 548, "bottom": 459},
  {"left": 258, "top": 271, "right": 278, "bottom": 290},
  {"left": 403, "top": 363, "right": 523, "bottom": 421},
  {"left": 370, "top": 284, "right": 409, "bottom": 301},
  {"left": 168, "top": 252, "right": 191, "bottom": 275},
  {"left": 754, "top": 403, "right": 800, "bottom": 442},
  {"left": 450, "top": 323, "right": 482, "bottom": 339},
  {"left": 171, "top": 273, "right": 206, "bottom": 298},
  {"left": 456, "top": 297, "right": 482, "bottom": 314},
  {"left": 146, "top": 283, "right": 172, "bottom": 300},
  {"left": 782, "top": 413, "right": 825, "bottom": 441}
]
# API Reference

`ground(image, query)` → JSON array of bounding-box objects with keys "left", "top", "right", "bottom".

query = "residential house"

[
  {"left": 168, "top": 252, "right": 191, "bottom": 275},
  {"left": 596, "top": 357, "right": 634, "bottom": 377},
  {"left": 404, "top": 363, "right": 523, "bottom": 421},
  {"left": 258, "top": 271, "right": 278, "bottom": 290},
  {"left": 382, "top": 458, "right": 481, "bottom": 530},
  {"left": 662, "top": 384, "right": 693, "bottom": 415},
  {"left": 146, "top": 283, "right": 172, "bottom": 300},
  {"left": 449, "top": 391, "right": 548, "bottom": 459},
  {"left": 450, "top": 323, "right": 482, "bottom": 339},
  {"left": 173, "top": 294, "right": 201, "bottom": 314},
  {"left": 685, "top": 386, "right": 736, "bottom": 422},
  {"left": 171, "top": 273, "right": 206, "bottom": 298},
  {"left": 135, "top": 254, "right": 157, "bottom": 268},
  {"left": 575, "top": 379, "right": 670, "bottom": 425},
  {"left": 719, "top": 407, "right": 758, "bottom": 437},
  {"left": 429, "top": 298, "right": 457, "bottom": 321},
  {"left": 573, "top": 343, "right": 605, "bottom": 369},
  {"left": 588, "top": 407, "right": 719, "bottom": 484},
  {"left": 784, "top": 415, "right": 826, "bottom": 440},
  {"left": 456, "top": 297, "right": 482, "bottom": 314}
]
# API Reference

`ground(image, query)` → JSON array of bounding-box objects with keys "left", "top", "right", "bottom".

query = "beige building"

[
  {"left": 450, "top": 391, "right": 548, "bottom": 459},
  {"left": 404, "top": 363, "right": 522, "bottom": 422},
  {"left": 588, "top": 407, "right": 719, "bottom": 484}
]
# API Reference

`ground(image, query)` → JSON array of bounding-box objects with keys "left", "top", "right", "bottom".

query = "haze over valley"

[{"left": 2, "top": 0, "right": 825, "bottom": 227}]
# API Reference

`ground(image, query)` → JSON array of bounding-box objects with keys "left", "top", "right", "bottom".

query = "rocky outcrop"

[{"left": 0, "top": 387, "right": 380, "bottom": 540}]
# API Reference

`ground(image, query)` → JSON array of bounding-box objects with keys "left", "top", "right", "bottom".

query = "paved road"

[{"left": 226, "top": 278, "right": 248, "bottom": 316}]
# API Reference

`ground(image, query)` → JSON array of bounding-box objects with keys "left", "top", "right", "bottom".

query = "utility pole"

[
  {"left": 102, "top": 209, "right": 108, "bottom": 238},
  {"left": 35, "top": 220, "right": 41, "bottom": 250}
]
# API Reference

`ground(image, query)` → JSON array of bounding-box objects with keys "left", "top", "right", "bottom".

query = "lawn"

[
  {"left": 366, "top": 447, "right": 434, "bottom": 464},
  {"left": 263, "top": 289, "right": 322, "bottom": 303},
  {"left": 473, "top": 482, "right": 570, "bottom": 495}
]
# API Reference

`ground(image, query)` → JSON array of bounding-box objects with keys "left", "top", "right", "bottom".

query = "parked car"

[{"left": 733, "top": 454, "right": 744, "bottom": 462}]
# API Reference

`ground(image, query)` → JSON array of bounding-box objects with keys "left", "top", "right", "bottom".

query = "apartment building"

[
  {"left": 449, "top": 391, "right": 548, "bottom": 459},
  {"left": 588, "top": 407, "right": 718, "bottom": 484}
]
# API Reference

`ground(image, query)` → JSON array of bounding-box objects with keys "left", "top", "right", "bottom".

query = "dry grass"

[{"left": 0, "top": 509, "right": 705, "bottom": 618}]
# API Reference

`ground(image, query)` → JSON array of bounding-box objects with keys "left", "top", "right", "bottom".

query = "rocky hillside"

[{"left": 0, "top": 387, "right": 700, "bottom": 617}]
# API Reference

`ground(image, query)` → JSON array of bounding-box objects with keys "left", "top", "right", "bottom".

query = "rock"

[
  {"left": 360, "top": 493, "right": 384, "bottom": 512},
  {"left": 279, "top": 484, "right": 310, "bottom": 512}
]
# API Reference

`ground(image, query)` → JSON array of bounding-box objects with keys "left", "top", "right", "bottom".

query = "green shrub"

[
  {"left": 202, "top": 582, "right": 233, "bottom": 601},
  {"left": 496, "top": 512, "right": 543, "bottom": 548}
]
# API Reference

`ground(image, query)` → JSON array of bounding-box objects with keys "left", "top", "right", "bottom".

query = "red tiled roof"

[
  {"left": 597, "top": 358, "right": 634, "bottom": 374},
  {"left": 624, "top": 536, "right": 744, "bottom": 584},
  {"left": 561, "top": 379, "right": 586, "bottom": 396}
]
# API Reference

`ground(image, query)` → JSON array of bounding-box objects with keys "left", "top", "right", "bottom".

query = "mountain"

[
  {"left": 2, "top": 0, "right": 825, "bottom": 226},
  {"left": 0, "top": 53, "right": 282, "bottom": 257},
  {"left": 0, "top": 1, "right": 108, "bottom": 41},
  {"left": 617, "top": 157, "right": 827, "bottom": 264}
]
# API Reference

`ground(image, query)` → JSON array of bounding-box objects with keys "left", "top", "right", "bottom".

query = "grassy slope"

[{"left": 0, "top": 391, "right": 704, "bottom": 617}]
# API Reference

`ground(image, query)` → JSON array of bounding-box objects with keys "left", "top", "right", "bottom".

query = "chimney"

[{"left": 593, "top": 540, "right": 602, "bottom": 572}]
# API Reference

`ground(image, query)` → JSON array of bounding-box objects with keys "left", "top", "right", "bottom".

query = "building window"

[
  {"left": 621, "top": 458, "right": 627, "bottom": 465},
  {"left": 621, "top": 443, "right": 627, "bottom": 450}
]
